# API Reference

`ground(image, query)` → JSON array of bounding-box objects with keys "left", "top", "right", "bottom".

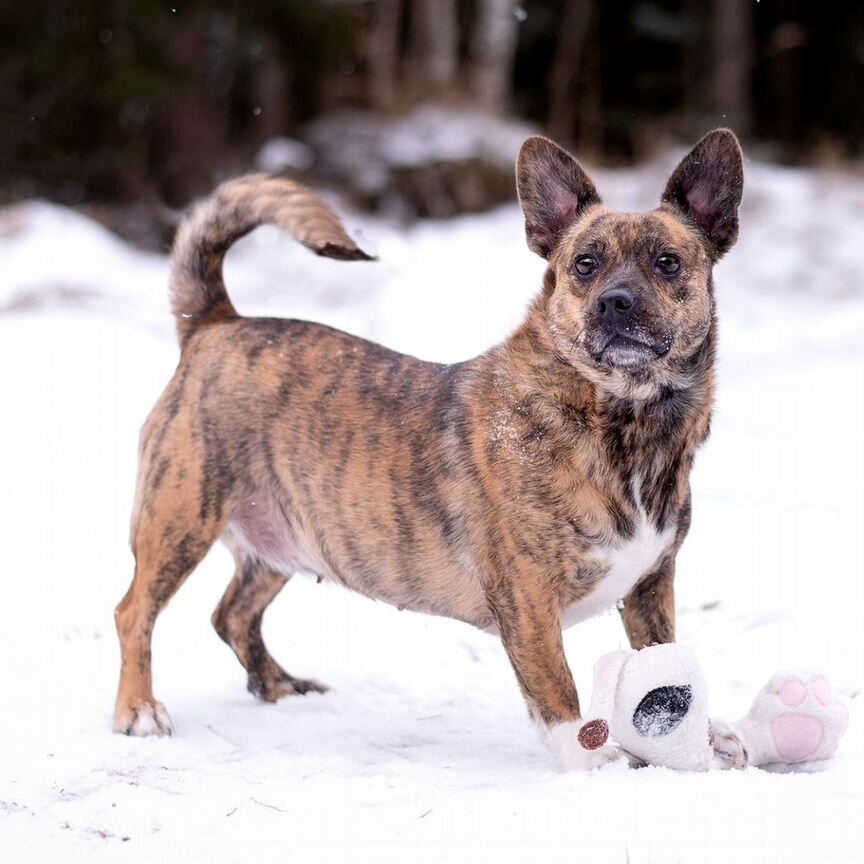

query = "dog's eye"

[
  {"left": 655, "top": 253, "right": 681, "bottom": 276},
  {"left": 574, "top": 255, "right": 599, "bottom": 277}
]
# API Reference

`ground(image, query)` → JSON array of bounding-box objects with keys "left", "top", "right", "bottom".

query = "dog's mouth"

[{"left": 591, "top": 333, "right": 672, "bottom": 371}]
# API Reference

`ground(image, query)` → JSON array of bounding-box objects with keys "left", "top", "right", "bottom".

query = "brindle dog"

[{"left": 114, "top": 129, "right": 745, "bottom": 770}]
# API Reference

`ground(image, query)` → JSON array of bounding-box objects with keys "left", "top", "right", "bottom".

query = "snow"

[
  {"left": 306, "top": 105, "right": 537, "bottom": 172},
  {"left": 256, "top": 138, "right": 314, "bottom": 174},
  {"left": 1, "top": 155, "right": 862, "bottom": 862},
  {"left": 304, "top": 105, "right": 537, "bottom": 209}
]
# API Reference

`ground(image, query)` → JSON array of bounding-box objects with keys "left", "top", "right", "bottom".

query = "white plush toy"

[{"left": 577, "top": 643, "right": 849, "bottom": 771}]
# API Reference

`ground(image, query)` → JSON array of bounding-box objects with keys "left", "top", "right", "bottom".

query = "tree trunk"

[
  {"left": 253, "top": 35, "right": 288, "bottom": 140},
  {"left": 547, "top": 0, "right": 594, "bottom": 145},
  {"left": 681, "top": 0, "right": 709, "bottom": 125},
  {"left": 711, "top": 0, "right": 753, "bottom": 134},
  {"left": 367, "top": 0, "right": 402, "bottom": 111},
  {"left": 409, "top": 0, "right": 459, "bottom": 99},
  {"left": 580, "top": 32, "right": 603, "bottom": 158},
  {"left": 161, "top": 11, "right": 233, "bottom": 205},
  {"left": 469, "top": 0, "right": 519, "bottom": 115}
]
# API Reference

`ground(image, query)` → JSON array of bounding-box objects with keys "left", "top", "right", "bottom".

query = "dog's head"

[{"left": 516, "top": 130, "right": 743, "bottom": 399}]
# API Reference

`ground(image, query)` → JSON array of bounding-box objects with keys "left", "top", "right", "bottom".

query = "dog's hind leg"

[
  {"left": 114, "top": 499, "right": 226, "bottom": 735},
  {"left": 114, "top": 520, "right": 223, "bottom": 735},
  {"left": 212, "top": 552, "right": 328, "bottom": 702},
  {"left": 114, "top": 409, "right": 230, "bottom": 736}
]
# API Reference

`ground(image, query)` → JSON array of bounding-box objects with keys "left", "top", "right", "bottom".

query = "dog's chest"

[{"left": 560, "top": 505, "right": 675, "bottom": 629}]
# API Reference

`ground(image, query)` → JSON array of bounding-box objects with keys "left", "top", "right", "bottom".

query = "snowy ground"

[{"left": 1, "top": 154, "right": 863, "bottom": 862}]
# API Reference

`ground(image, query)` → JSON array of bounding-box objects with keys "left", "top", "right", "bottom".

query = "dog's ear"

[
  {"left": 516, "top": 136, "right": 601, "bottom": 259},
  {"left": 661, "top": 128, "right": 744, "bottom": 260}
]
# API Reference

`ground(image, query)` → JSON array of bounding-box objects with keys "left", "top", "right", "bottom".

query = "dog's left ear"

[
  {"left": 516, "top": 136, "right": 601, "bottom": 259},
  {"left": 661, "top": 129, "right": 744, "bottom": 260}
]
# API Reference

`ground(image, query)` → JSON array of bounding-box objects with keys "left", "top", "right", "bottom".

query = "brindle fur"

[{"left": 114, "top": 132, "right": 744, "bottom": 762}]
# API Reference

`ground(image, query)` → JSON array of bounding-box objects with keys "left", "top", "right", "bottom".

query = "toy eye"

[
  {"left": 574, "top": 255, "right": 599, "bottom": 277},
  {"left": 632, "top": 685, "right": 692, "bottom": 736},
  {"left": 655, "top": 253, "right": 681, "bottom": 276}
]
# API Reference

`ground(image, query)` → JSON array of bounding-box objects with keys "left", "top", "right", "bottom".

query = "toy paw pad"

[
  {"left": 770, "top": 675, "right": 848, "bottom": 762},
  {"left": 745, "top": 673, "right": 849, "bottom": 766}
]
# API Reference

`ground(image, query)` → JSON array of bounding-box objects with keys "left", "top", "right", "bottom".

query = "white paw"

[
  {"left": 114, "top": 700, "right": 173, "bottom": 737},
  {"left": 740, "top": 672, "right": 848, "bottom": 766},
  {"left": 544, "top": 720, "right": 625, "bottom": 771}
]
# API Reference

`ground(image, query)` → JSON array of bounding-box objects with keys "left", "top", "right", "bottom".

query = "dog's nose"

[{"left": 597, "top": 287, "right": 636, "bottom": 320}]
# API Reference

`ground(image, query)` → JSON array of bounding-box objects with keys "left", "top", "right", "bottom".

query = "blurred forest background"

[{"left": 2, "top": 0, "right": 863, "bottom": 246}]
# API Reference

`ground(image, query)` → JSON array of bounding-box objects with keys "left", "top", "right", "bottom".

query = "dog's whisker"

[{"left": 569, "top": 328, "right": 585, "bottom": 358}]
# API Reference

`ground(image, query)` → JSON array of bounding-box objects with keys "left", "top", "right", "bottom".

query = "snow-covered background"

[{"left": 1, "top": 153, "right": 862, "bottom": 862}]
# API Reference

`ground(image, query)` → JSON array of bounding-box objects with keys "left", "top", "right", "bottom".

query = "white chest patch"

[{"left": 560, "top": 503, "right": 675, "bottom": 630}]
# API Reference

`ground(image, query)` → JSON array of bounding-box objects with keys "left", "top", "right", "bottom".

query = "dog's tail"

[{"left": 169, "top": 174, "right": 373, "bottom": 346}]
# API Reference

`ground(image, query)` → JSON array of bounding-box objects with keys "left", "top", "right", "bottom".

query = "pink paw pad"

[
  {"left": 771, "top": 714, "right": 824, "bottom": 761},
  {"left": 831, "top": 701, "right": 849, "bottom": 737},
  {"left": 812, "top": 677, "right": 832, "bottom": 706},
  {"left": 778, "top": 677, "right": 807, "bottom": 707}
]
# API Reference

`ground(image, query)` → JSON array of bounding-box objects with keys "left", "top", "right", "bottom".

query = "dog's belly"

[
  {"left": 560, "top": 511, "right": 675, "bottom": 629},
  {"left": 226, "top": 498, "right": 329, "bottom": 579},
  {"left": 224, "top": 497, "right": 494, "bottom": 626}
]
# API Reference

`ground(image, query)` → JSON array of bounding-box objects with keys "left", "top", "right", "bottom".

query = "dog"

[{"left": 114, "top": 129, "right": 744, "bottom": 770}]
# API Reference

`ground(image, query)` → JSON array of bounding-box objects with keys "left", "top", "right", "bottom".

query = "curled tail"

[{"left": 169, "top": 173, "right": 373, "bottom": 345}]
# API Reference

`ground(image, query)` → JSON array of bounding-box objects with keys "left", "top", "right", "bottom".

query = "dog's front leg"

[
  {"left": 619, "top": 556, "right": 676, "bottom": 649},
  {"left": 619, "top": 559, "right": 749, "bottom": 768},
  {"left": 487, "top": 578, "right": 623, "bottom": 770}
]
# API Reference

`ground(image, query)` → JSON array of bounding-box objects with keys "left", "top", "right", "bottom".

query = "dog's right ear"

[
  {"left": 661, "top": 128, "right": 743, "bottom": 260},
  {"left": 516, "top": 136, "right": 601, "bottom": 259}
]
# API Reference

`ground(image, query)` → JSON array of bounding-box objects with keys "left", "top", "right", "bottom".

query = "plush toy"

[
  {"left": 713, "top": 670, "right": 849, "bottom": 769},
  {"left": 576, "top": 643, "right": 849, "bottom": 771}
]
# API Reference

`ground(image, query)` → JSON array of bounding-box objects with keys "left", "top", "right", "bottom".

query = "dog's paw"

[
  {"left": 709, "top": 718, "right": 748, "bottom": 769},
  {"left": 544, "top": 720, "right": 626, "bottom": 771},
  {"left": 742, "top": 673, "right": 849, "bottom": 766},
  {"left": 248, "top": 671, "right": 329, "bottom": 702},
  {"left": 114, "top": 699, "right": 173, "bottom": 737}
]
